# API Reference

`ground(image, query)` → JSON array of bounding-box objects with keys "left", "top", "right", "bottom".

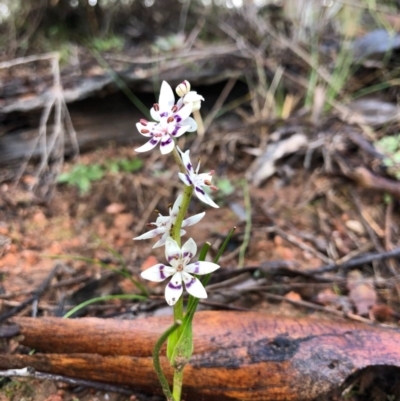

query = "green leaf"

[
  {"left": 169, "top": 315, "right": 194, "bottom": 371},
  {"left": 217, "top": 178, "right": 235, "bottom": 196},
  {"left": 57, "top": 172, "right": 71, "bottom": 183},
  {"left": 78, "top": 176, "right": 91, "bottom": 194},
  {"left": 376, "top": 135, "right": 399, "bottom": 154},
  {"left": 119, "top": 158, "right": 143, "bottom": 172},
  {"left": 107, "top": 161, "right": 120, "bottom": 174},
  {"left": 86, "top": 165, "right": 104, "bottom": 180},
  {"left": 57, "top": 163, "right": 105, "bottom": 195},
  {"left": 393, "top": 152, "right": 400, "bottom": 163}
]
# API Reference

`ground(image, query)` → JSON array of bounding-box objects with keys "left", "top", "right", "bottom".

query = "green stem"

[
  {"left": 238, "top": 180, "right": 251, "bottom": 268},
  {"left": 169, "top": 146, "right": 194, "bottom": 401},
  {"left": 170, "top": 147, "right": 193, "bottom": 246},
  {"left": 63, "top": 294, "right": 147, "bottom": 319},
  {"left": 153, "top": 320, "right": 182, "bottom": 401},
  {"left": 173, "top": 370, "right": 184, "bottom": 401}
]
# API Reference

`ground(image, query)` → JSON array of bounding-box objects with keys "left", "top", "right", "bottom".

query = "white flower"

[
  {"left": 135, "top": 81, "right": 198, "bottom": 155},
  {"left": 133, "top": 195, "right": 205, "bottom": 248},
  {"left": 141, "top": 237, "right": 220, "bottom": 306},
  {"left": 178, "top": 148, "right": 219, "bottom": 208}
]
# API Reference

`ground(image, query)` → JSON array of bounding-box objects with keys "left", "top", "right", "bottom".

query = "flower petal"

[
  {"left": 181, "top": 238, "right": 197, "bottom": 263},
  {"left": 141, "top": 263, "right": 175, "bottom": 282},
  {"left": 184, "top": 91, "right": 204, "bottom": 103},
  {"left": 159, "top": 81, "right": 175, "bottom": 112},
  {"left": 196, "top": 172, "right": 214, "bottom": 183},
  {"left": 150, "top": 107, "right": 160, "bottom": 121},
  {"left": 178, "top": 148, "right": 194, "bottom": 173},
  {"left": 135, "top": 138, "right": 160, "bottom": 153},
  {"left": 168, "top": 124, "right": 189, "bottom": 138},
  {"left": 170, "top": 194, "right": 183, "bottom": 219},
  {"left": 153, "top": 231, "right": 170, "bottom": 248},
  {"left": 165, "top": 272, "right": 183, "bottom": 306},
  {"left": 185, "top": 261, "right": 220, "bottom": 275},
  {"left": 165, "top": 237, "right": 181, "bottom": 264},
  {"left": 178, "top": 172, "right": 193, "bottom": 187},
  {"left": 176, "top": 97, "right": 184, "bottom": 109},
  {"left": 136, "top": 122, "right": 158, "bottom": 137},
  {"left": 181, "top": 117, "right": 197, "bottom": 132},
  {"left": 154, "top": 215, "right": 170, "bottom": 226},
  {"left": 133, "top": 227, "right": 165, "bottom": 240},
  {"left": 174, "top": 103, "right": 193, "bottom": 122},
  {"left": 182, "top": 212, "right": 205, "bottom": 227},
  {"left": 181, "top": 272, "right": 207, "bottom": 299},
  {"left": 194, "top": 186, "right": 219, "bottom": 208},
  {"left": 160, "top": 135, "right": 175, "bottom": 154}
]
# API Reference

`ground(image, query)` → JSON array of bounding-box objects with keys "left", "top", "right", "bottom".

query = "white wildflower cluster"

[{"left": 134, "top": 80, "right": 220, "bottom": 306}]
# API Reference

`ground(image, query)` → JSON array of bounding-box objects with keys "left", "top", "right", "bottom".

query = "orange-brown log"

[{"left": 1, "top": 311, "right": 400, "bottom": 400}]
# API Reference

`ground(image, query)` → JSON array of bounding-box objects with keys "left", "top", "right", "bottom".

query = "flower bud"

[{"left": 176, "top": 80, "right": 191, "bottom": 97}]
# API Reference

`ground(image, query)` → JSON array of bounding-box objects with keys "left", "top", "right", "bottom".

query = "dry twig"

[{"left": 0, "top": 52, "right": 78, "bottom": 199}]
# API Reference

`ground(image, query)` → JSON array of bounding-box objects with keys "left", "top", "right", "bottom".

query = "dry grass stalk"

[{"left": 0, "top": 52, "right": 78, "bottom": 199}]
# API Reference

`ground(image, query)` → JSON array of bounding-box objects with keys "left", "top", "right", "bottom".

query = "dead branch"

[{"left": 2, "top": 311, "right": 400, "bottom": 400}]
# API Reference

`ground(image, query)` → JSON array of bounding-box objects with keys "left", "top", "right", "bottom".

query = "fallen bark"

[{"left": 1, "top": 311, "right": 400, "bottom": 400}]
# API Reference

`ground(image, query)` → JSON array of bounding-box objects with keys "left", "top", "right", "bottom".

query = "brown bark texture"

[{"left": 2, "top": 311, "right": 400, "bottom": 400}]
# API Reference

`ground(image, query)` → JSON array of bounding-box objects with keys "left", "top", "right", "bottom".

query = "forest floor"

[{"left": 1, "top": 126, "right": 400, "bottom": 400}]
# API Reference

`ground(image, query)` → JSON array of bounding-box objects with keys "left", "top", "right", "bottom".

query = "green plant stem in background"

[
  {"left": 238, "top": 180, "right": 251, "bottom": 268},
  {"left": 88, "top": 46, "right": 150, "bottom": 119},
  {"left": 63, "top": 294, "right": 147, "bottom": 319},
  {"left": 153, "top": 320, "right": 182, "bottom": 401}
]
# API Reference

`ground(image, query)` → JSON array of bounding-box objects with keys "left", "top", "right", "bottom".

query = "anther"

[
  {"left": 141, "top": 129, "right": 150, "bottom": 134},
  {"left": 167, "top": 116, "right": 174, "bottom": 123},
  {"left": 154, "top": 103, "right": 160, "bottom": 111},
  {"left": 140, "top": 119, "right": 148, "bottom": 126},
  {"left": 171, "top": 105, "right": 178, "bottom": 113}
]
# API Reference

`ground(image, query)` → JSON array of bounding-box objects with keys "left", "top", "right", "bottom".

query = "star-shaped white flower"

[
  {"left": 133, "top": 195, "right": 205, "bottom": 248},
  {"left": 141, "top": 237, "right": 220, "bottom": 306},
  {"left": 135, "top": 81, "right": 198, "bottom": 154},
  {"left": 178, "top": 148, "right": 219, "bottom": 208}
]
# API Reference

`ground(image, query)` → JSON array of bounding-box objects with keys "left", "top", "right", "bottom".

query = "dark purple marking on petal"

[
  {"left": 158, "top": 265, "right": 166, "bottom": 280},
  {"left": 192, "top": 262, "right": 200, "bottom": 274},
  {"left": 161, "top": 137, "right": 172, "bottom": 147},
  {"left": 168, "top": 281, "right": 182, "bottom": 290},
  {"left": 183, "top": 251, "right": 193, "bottom": 259},
  {"left": 171, "top": 126, "right": 179, "bottom": 137},
  {"left": 195, "top": 186, "right": 205, "bottom": 195},
  {"left": 150, "top": 138, "right": 158, "bottom": 145},
  {"left": 160, "top": 112, "right": 168, "bottom": 118},
  {"left": 175, "top": 115, "right": 182, "bottom": 123},
  {"left": 185, "top": 277, "right": 196, "bottom": 289},
  {"left": 185, "top": 174, "right": 193, "bottom": 185},
  {"left": 186, "top": 163, "right": 193, "bottom": 172},
  {"left": 168, "top": 254, "right": 179, "bottom": 263}
]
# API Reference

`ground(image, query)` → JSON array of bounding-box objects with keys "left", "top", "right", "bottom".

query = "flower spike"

[{"left": 140, "top": 237, "right": 220, "bottom": 305}]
